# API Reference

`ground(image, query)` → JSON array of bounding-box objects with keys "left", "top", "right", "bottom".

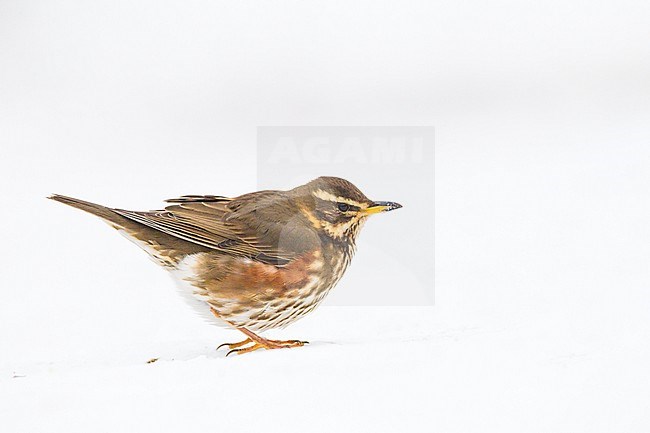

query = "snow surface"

[{"left": 2, "top": 300, "right": 649, "bottom": 432}]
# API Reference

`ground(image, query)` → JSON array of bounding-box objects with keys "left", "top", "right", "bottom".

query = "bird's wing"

[
  {"left": 112, "top": 192, "right": 319, "bottom": 266},
  {"left": 164, "top": 195, "right": 232, "bottom": 203}
]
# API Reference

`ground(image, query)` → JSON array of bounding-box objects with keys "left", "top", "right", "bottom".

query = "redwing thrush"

[{"left": 49, "top": 177, "right": 402, "bottom": 356}]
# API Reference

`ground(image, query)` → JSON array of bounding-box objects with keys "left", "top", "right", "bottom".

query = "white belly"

[{"left": 168, "top": 254, "right": 230, "bottom": 328}]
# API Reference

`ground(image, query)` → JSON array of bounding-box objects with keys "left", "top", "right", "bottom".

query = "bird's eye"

[{"left": 337, "top": 202, "right": 350, "bottom": 212}]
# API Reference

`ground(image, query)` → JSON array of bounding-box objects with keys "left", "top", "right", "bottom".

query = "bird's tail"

[
  {"left": 48, "top": 194, "right": 209, "bottom": 267},
  {"left": 48, "top": 194, "right": 132, "bottom": 229}
]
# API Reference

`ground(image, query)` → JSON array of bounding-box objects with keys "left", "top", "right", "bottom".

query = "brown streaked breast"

[{"left": 195, "top": 250, "right": 327, "bottom": 303}]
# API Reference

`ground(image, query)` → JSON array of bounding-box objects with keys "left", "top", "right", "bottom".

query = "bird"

[{"left": 49, "top": 176, "right": 402, "bottom": 356}]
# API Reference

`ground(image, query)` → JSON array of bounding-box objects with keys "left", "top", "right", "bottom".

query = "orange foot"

[
  {"left": 219, "top": 338, "right": 308, "bottom": 356},
  {"left": 216, "top": 338, "right": 252, "bottom": 352},
  {"left": 211, "top": 308, "right": 308, "bottom": 356}
]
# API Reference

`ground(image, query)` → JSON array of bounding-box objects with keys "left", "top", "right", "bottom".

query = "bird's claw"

[{"left": 216, "top": 338, "right": 252, "bottom": 351}]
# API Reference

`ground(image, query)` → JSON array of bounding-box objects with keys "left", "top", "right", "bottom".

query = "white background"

[{"left": 1, "top": 1, "right": 650, "bottom": 432}]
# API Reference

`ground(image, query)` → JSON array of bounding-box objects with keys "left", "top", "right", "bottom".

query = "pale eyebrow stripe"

[{"left": 312, "top": 189, "right": 364, "bottom": 207}]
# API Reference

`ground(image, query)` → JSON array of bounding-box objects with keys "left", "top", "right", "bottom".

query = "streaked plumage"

[{"left": 50, "top": 176, "right": 401, "bottom": 355}]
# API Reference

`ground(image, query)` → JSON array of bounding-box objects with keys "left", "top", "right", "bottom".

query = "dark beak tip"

[{"left": 372, "top": 201, "right": 403, "bottom": 212}]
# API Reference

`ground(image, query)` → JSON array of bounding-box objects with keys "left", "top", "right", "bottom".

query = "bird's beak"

[{"left": 361, "top": 201, "right": 403, "bottom": 215}]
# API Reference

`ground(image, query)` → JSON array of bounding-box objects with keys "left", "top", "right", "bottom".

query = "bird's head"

[{"left": 292, "top": 176, "right": 402, "bottom": 242}]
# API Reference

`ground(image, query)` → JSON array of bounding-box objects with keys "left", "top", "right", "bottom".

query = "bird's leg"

[
  {"left": 229, "top": 327, "right": 308, "bottom": 356},
  {"left": 211, "top": 307, "right": 307, "bottom": 356},
  {"left": 211, "top": 308, "right": 255, "bottom": 352}
]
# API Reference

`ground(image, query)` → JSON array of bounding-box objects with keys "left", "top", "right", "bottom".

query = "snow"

[
  {"left": 1, "top": 304, "right": 433, "bottom": 433},
  {"left": 2, "top": 298, "right": 650, "bottom": 432}
]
